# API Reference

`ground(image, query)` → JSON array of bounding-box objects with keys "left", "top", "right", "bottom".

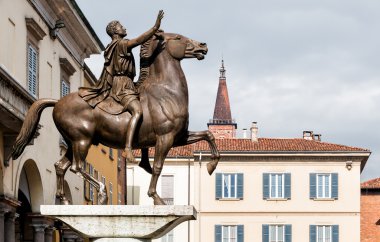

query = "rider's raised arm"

[{"left": 128, "top": 10, "right": 164, "bottom": 48}]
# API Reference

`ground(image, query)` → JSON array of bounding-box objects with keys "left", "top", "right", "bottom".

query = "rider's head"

[{"left": 106, "top": 21, "right": 127, "bottom": 38}]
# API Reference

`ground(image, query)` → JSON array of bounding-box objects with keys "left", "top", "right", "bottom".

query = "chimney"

[
  {"left": 242, "top": 128, "right": 248, "bottom": 139},
  {"left": 313, "top": 134, "right": 322, "bottom": 141},
  {"left": 250, "top": 122, "right": 258, "bottom": 142},
  {"left": 303, "top": 131, "right": 314, "bottom": 140}
]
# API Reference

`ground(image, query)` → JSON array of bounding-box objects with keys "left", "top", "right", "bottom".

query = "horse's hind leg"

[
  {"left": 71, "top": 140, "right": 108, "bottom": 205},
  {"left": 182, "top": 130, "right": 220, "bottom": 175},
  {"left": 147, "top": 134, "right": 174, "bottom": 205},
  {"left": 54, "top": 146, "right": 72, "bottom": 205}
]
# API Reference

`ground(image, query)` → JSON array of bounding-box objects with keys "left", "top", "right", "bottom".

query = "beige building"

[
  {"left": 0, "top": 0, "right": 103, "bottom": 241},
  {"left": 129, "top": 61, "right": 370, "bottom": 242}
]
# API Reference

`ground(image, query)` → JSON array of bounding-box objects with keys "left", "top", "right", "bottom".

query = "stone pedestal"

[{"left": 41, "top": 205, "right": 197, "bottom": 242}]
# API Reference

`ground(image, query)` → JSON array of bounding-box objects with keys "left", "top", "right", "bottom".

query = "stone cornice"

[
  {"left": 0, "top": 65, "right": 36, "bottom": 121},
  {"left": 60, "top": 58, "right": 76, "bottom": 77},
  {"left": 25, "top": 17, "right": 47, "bottom": 41}
]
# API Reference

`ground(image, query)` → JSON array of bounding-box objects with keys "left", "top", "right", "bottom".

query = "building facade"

[
  {"left": 0, "top": 0, "right": 103, "bottom": 241},
  {"left": 361, "top": 178, "right": 380, "bottom": 242}
]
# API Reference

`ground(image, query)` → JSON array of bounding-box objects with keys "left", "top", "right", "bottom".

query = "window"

[
  {"left": 109, "top": 182, "right": 113, "bottom": 205},
  {"left": 263, "top": 173, "right": 291, "bottom": 200},
  {"left": 310, "top": 173, "right": 338, "bottom": 199},
  {"left": 89, "top": 164, "right": 94, "bottom": 202},
  {"left": 27, "top": 43, "right": 38, "bottom": 97},
  {"left": 117, "top": 149, "right": 122, "bottom": 170},
  {"left": 109, "top": 148, "right": 114, "bottom": 160},
  {"left": 215, "top": 173, "right": 244, "bottom": 200},
  {"left": 310, "top": 225, "right": 339, "bottom": 242},
  {"left": 270, "top": 225, "right": 284, "bottom": 242},
  {"left": 61, "top": 79, "right": 70, "bottom": 97},
  {"left": 215, "top": 225, "right": 244, "bottom": 242},
  {"left": 161, "top": 230, "right": 174, "bottom": 242},
  {"left": 25, "top": 17, "right": 46, "bottom": 98},
  {"left": 161, "top": 175, "right": 174, "bottom": 205},
  {"left": 263, "top": 224, "right": 292, "bottom": 242}
]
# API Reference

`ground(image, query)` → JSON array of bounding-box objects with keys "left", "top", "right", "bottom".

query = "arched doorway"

[{"left": 16, "top": 159, "right": 44, "bottom": 241}]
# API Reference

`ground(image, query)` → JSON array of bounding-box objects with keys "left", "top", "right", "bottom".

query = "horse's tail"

[{"left": 6, "top": 98, "right": 58, "bottom": 165}]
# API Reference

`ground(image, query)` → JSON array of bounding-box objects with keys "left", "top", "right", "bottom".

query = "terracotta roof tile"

[
  {"left": 361, "top": 178, "right": 380, "bottom": 189},
  {"left": 134, "top": 138, "right": 369, "bottom": 158}
]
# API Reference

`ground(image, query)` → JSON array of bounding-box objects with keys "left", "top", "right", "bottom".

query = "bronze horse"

[{"left": 9, "top": 31, "right": 220, "bottom": 205}]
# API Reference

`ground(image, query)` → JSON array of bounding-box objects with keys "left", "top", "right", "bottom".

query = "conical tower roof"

[
  {"left": 212, "top": 60, "right": 233, "bottom": 121},
  {"left": 208, "top": 60, "right": 237, "bottom": 139}
]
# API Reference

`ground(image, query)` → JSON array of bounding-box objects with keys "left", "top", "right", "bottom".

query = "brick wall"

[{"left": 361, "top": 189, "right": 380, "bottom": 241}]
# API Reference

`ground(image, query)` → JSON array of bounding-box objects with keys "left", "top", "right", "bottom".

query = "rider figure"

[{"left": 79, "top": 10, "right": 164, "bottom": 163}]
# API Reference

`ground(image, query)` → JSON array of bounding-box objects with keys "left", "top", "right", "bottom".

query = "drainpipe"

[{"left": 198, "top": 152, "right": 202, "bottom": 242}]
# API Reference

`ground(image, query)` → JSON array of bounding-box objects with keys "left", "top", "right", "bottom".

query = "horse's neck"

[{"left": 149, "top": 52, "right": 187, "bottom": 90}]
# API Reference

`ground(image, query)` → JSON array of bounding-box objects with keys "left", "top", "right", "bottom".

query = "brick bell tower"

[{"left": 207, "top": 59, "right": 237, "bottom": 139}]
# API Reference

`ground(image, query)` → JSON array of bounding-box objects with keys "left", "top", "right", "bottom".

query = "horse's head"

[{"left": 154, "top": 31, "right": 208, "bottom": 60}]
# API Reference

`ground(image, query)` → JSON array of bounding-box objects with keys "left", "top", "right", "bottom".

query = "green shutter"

[
  {"left": 215, "top": 225, "right": 222, "bottom": 242},
  {"left": 237, "top": 225, "right": 244, "bottom": 242},
  {"left": 216, "top": 173, "right": 222, "bottom": 199},
  {"left": 263, "top": 173, "right": 269, "bottom": 199},
  {"left": 285, "top": 224, "right": 292, "bottom": 242},
  {"left": 331, "top": 173, "right": 338, "bottom": 199},
  {"left": 285, "top": 173, "right": 291, "bottom": 199},
  {"left": 310, "top": 173, "right": 316, "bottom": 199},
  {"left": 237, "top": 173, "right": 244, "bottom": 199},
  {"left": 332, "top": 225, "right": 339, "bottom": 242},
  {"left": 262, "top": 224, "right": 269, "bottom": 242},
  {"left": 309, "top": 225, "right": 316, "bottom": 242}
]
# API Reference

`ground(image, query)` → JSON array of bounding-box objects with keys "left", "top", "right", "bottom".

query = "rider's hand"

[{"left": 155, "top": 10, "right": 164, "bottom": 29}]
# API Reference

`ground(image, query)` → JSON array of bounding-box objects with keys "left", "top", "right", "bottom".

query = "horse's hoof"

[
  {"left": 122, "top": 148, "right": 138, "bottom": 164},
  {"left": 61, "top": 197, "right": 71, "bottom": 205},
  {"left": 99, "top": 183, "right": 108, "bottom": 205},
  {"left": 99, "top": 193, "right": 108, "bottom": 205},
  {"left": 153, "top": 197, "right": 166, "bottom": 205},
  {"left": 207, "top": 161, "right": 217, "bottom": 175}
]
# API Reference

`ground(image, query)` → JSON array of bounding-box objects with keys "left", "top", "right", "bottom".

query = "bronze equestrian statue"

[{"left": 8, "top": 12, "right": 220, "bottom": 205}]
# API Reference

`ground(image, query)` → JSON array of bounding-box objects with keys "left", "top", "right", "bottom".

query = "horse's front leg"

[
  {"left": 183, "top": 130, "right": 220, "bottom": 175},
  {"left": 147, "top": 134, "right": 174, "bottom": 205}
]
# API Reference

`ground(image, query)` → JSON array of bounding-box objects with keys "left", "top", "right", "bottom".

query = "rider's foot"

[{"left": 122, "top": 147, "right": 137, "bottom": 163}]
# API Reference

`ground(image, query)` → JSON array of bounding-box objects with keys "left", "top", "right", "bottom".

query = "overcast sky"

[{"left": 75, "top": 0, "right": 380, "bottom": 181}]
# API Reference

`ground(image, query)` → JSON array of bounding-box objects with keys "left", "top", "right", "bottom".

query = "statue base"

[{"left": 41, "top": 205, "right": 197, "bottom": 241}]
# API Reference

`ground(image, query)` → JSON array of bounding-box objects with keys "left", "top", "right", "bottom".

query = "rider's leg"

[{"left": 122, "top": 99, "right": 142, "bottom": 163}]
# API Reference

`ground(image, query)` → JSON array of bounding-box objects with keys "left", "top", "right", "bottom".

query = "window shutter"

[
  {"left": 332, "top": 225, "right": 339, "bottom": 242},
  {"left": 263, "top": 173, "right": 269, "bottom": 200},
  {"left": 309, "top": 225, "right": 316, "bottom": 242},
  {"left": 215, "top": 225, "right": 222, "bottom": 242},
  {"left": 310, "top": 173, "right": 316, "bottom": 199},
  {"left": 262, "top": 224, "right": 269, "bottom": 242},
  {"left": 285, "top": 173, "right": 291, "bottom": 199},
  {"left": 237, "top": 173, "right": 244, "bottom": 199},
  {"left": 237, "top": 225, "right": 244, "bottom": 242},
  {"left": 285, "top": 224, "right": 292, "bottom": 242},
  {"left": 331, "top": 173, "right": 338, "bottom": 199},
  {"left": 216, "top": 173, "right": 222, "bottom": 199},
  {"left": 27, "top": 44, "right": 38, "bottom": 97}
]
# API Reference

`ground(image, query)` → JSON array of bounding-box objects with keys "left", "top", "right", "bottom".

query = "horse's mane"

[{"left": 135, "top": 31, "right": 161, "bottom": 88}]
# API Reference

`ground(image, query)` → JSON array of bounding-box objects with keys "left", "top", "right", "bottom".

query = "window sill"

[
  {"left": 312, "top": 198, "right": 337, "bottom": 201},
  {"left": 265, "top": 198, "right": 289, "bottom": 201},
  {"left": 217, "top": 198, "right": 242, "bottom": 201}
]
